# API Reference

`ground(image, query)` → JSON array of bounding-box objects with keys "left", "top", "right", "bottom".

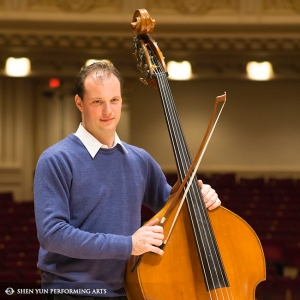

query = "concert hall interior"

[{"left": 0, "top": 1, "right": 300, "bottom": 299}]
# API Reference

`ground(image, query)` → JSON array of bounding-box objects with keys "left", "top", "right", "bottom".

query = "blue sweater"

[{"left": 34, "top": 134, "right": 171, "bottom": 297}]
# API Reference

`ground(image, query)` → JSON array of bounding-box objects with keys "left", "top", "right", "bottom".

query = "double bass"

[{"left": 125, "top": 9, "right": 265, "bottom": 299}]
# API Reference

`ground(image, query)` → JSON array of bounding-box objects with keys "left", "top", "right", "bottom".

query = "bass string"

[
  {"left": 152, "top": 57, "right": 229, "bottom": 297},
  {"left": 159, "top": 73, "right": 230, "bottom": 299},
  {"left": 158, "top": 73, "right": 223, "bottom": 293}
]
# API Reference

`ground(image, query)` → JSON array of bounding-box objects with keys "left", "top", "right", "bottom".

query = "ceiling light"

[
  {"left": 5, "top": 57, "right": 31, "bottom": 77},
  {"left": 246, "top": 61, "right": 274, "bottom": 81},
  {"left": 167, "top": 61, "right": 192, "bottom": 80},
  {"left": 85, "top": 59, "right": 111, "bottom": 66}
]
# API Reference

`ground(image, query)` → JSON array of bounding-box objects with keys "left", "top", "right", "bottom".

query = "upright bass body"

[
  {"left": 125, "top": 8, "right": 266, "bottom": 299},
  {"left": 125, "top": 189, "right": 265, "bottom": 300}
]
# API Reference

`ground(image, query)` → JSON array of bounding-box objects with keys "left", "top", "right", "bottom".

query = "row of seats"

[
  {"left": 0, "top": 193, "right": 41, "bottom": 299},
  {"left": 1, "top": 172, "right": 300, "bottom": 300}
]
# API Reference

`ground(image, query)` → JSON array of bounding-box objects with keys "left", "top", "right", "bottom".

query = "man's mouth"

[{"left": 100, "top": 118, "right": 114, "bottom": 122}]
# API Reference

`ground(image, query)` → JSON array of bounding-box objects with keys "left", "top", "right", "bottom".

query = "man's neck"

[{"left": 94, "top": 133, "right": 115, "bottom": 148}]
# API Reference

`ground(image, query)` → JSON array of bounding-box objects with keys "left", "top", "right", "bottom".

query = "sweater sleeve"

[
  {"left": 34, "top": 152, "right": 132, "bottom": 260},
  {"left": 142, "top": 152, "right": 172, "bottom": 213}
]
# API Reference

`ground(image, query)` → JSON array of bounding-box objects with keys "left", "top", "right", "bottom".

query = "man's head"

[
  {"left": 74, "top": 60, "right": 123, "bottom": 101},
  {"left": 74, "top": 61, "right": 123, "bottom": 147}
]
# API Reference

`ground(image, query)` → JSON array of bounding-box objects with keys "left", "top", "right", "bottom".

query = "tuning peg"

[
  {"left": 132, "top": 36, "right": 138, "bottom": 48},
  {"left": 138, "top": 48, "right": 144, "bottom": 59},
  {"left": 132, "top": 52, "right": 138, "bottom": 61},
  {"left": 139, "top": 78, "right": 148, "bottom": 85}
]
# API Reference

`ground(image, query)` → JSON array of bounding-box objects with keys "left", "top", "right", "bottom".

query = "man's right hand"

[{"left": 131, "top": 218, "right": 164, "bottom": 256}]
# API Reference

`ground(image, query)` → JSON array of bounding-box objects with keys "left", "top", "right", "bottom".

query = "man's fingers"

[
  {"left": 145, "top": 218, "right": 159, "bottom": 227},
  {"left": 150, "top": 245, "right": 164, "bottom": 255},
  {"left": 207, "top": 198, "right": 221, "bottom": 210},
  {"left": 131, "top": 219, "right": 164, "bottom": 256}
]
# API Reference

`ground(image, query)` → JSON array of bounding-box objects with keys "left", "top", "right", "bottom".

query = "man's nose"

[{"left": 103, "top": 102, "right": 112, "bottom": 115}]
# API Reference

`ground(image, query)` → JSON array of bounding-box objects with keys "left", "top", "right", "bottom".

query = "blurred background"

[{"left": 0, "top": 0, "right": 299, "bottom": 299}]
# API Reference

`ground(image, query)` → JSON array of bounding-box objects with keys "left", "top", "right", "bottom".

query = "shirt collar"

[{"left": 74, "top": 124, "right": 128, "bottom": 158}]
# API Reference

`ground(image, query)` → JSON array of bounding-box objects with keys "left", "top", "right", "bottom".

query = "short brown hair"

[{"left": 74, "top": 60, "right": 124, "bottom": 100}]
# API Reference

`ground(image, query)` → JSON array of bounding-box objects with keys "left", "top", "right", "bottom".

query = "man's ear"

[{"left": 75, "top": 95, "right": 83, "bottom": 112}]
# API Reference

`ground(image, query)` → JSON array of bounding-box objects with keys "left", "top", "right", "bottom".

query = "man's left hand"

[{"left": 199, "top": 180, "right": 221, "bottom": 210}]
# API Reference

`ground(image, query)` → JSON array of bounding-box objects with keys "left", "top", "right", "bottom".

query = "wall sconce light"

[
  {"left": 246, "top": 61, "right": 274, "bottom": 81},
  {"left": 167, "top": 61, "right": 192, "bottom": 80},
  {"left": 5, "top": 57, "right": 31, "bottom": 77}
]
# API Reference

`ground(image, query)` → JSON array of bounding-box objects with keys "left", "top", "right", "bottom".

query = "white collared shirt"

[{"left": 74, "top": 124, "right": 128, "bottom": 158}]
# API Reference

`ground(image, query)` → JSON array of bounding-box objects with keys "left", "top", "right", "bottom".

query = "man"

[{"left": 34, "top": 61, "right": 221, "bottom": 300}]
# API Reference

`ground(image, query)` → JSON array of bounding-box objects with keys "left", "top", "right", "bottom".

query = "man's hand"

[
  {"left": 132, "top": 218, "right": 164, "bottom": 256},
  {"left": 199, "top": 180, "right": 221, "bottom": 210}
]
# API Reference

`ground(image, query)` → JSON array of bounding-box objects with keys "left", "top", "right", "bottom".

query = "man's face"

[{"left": 75, "top": 73, "right": 122, "bottom": 144}]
